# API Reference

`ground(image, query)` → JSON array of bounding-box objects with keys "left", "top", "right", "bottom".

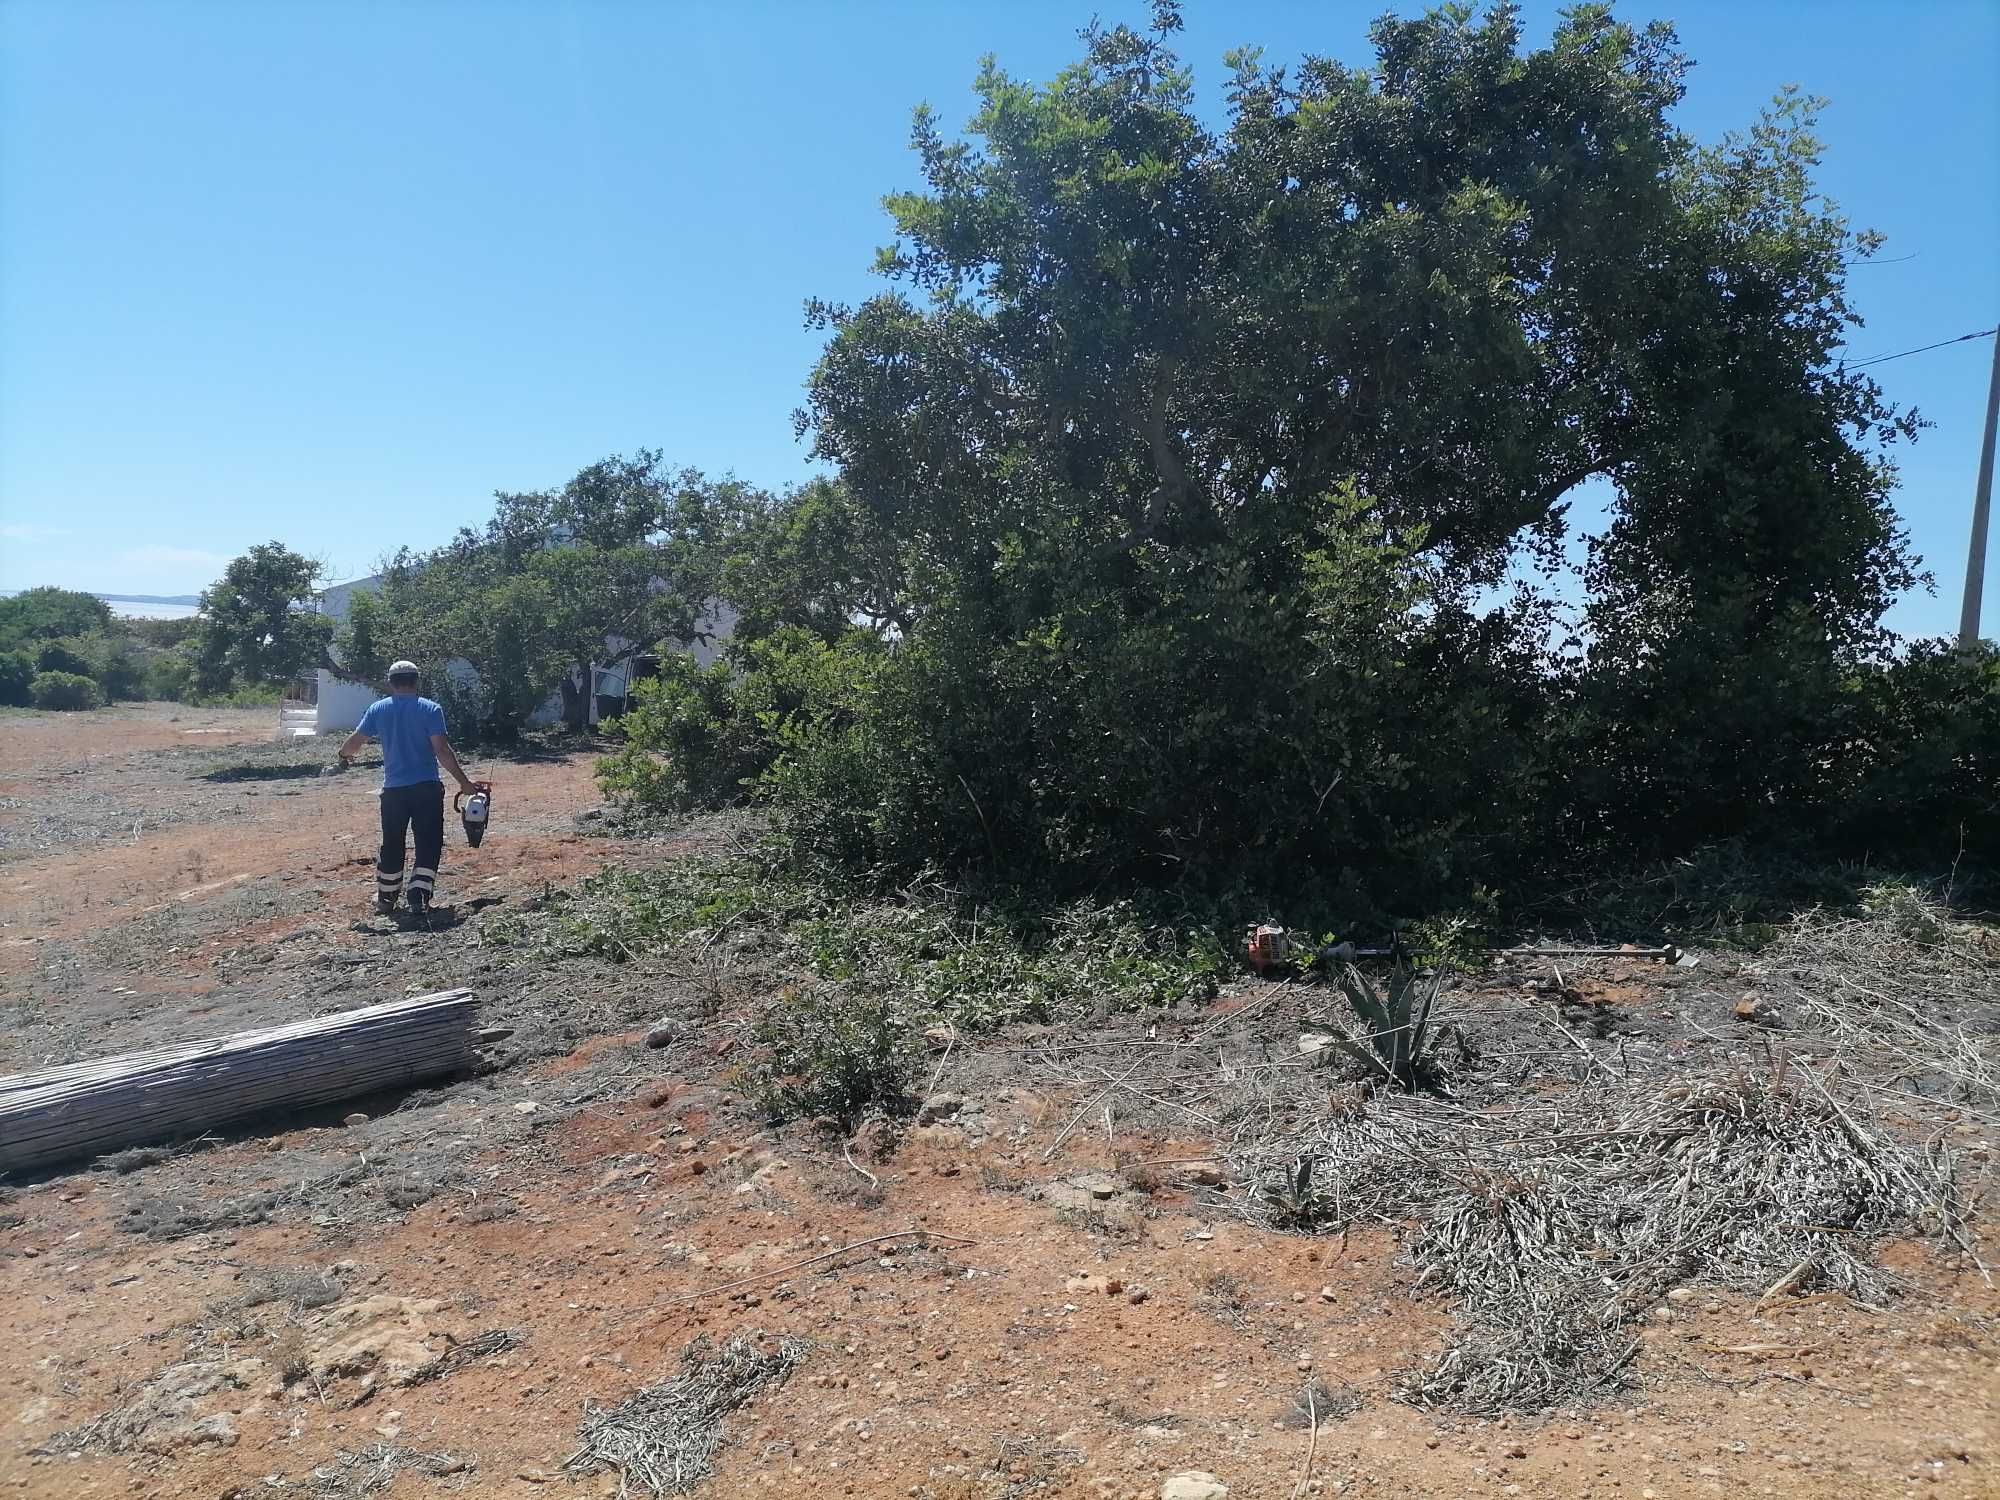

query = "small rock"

[
  {"left": 475, "top": 1026, "right": 515, "bottom": 1044},
  {"left": 1184, "top": 1161, "right": 1229, "bottom": 1187},
  {"left": 1074, "top": 1172, "right": 1122, "bottom": 1201},
  {"left": 1160, "top": 1474, "right": 1229, "bottom": 1500},
  {"left": 513, "top": 1101, "right": 539, "bottom": 1115},
  {"left": 1666, "top": 1288, "right": 1696, "bottom": 1305},
  {"left": 21, "top": 1248, "right": 39, "bottom": 1260},
  {"left": 517, "top": 1466, "right": 552, "bottom": 1483},
  {"left": 1319, "top": 1286, "right": 1336, "bottom": 1302},
  {"left": 635, "top": 1081, "right": 675, "bottom": 1109},
  {"left": 1066, "top": 1274, "right": 1114, "bottom": 1296},
  {"left": 1127, "top": 1286, "right": 1151, "bottom": 1305},
  {"left": 917, "top": 1093, "right": 966, "bottom": 1124},
  {"left": 343, "top": 1112, "right": 369, "bottom": 1128},
  {"left": 644, "top": 1020, "right": 681, "bottom": 1049}
]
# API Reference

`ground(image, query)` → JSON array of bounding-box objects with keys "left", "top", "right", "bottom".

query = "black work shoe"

[
  {"left": 407, "top": 891, "right": 431, "bottom": 919},
  {"left": 374, "top": 896, "right": 398, "bottom": 916}
]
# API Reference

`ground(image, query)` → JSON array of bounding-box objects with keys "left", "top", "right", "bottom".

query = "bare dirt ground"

[{"left": 0, "top": 704, "right": 1994, "bottom": 1499}]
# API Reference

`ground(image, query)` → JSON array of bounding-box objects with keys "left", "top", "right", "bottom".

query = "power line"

[{"left": 1847, "top": 325, "right": 1998, "bottom": 370}]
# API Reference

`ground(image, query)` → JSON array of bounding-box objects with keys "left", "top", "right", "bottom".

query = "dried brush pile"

[
  {"left": 1742, "top": 885, "right": 2000, "bottom": 1120},
  {"left": 565, "top": 1333, "right": 810, "bottom": 1497},
  {"left": 309, "top": 1443, "right": 468, "bottom": 1499},
  {"left": 1212, "top": 886, "right": 1995, "bottom": 1411},
  {"left": 1229, "top": 1066, "right": 1964, "bottom": 1412}
]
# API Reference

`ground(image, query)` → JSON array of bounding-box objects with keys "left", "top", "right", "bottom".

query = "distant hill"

[{"left": 93, "top": 592, "right": 200, "bottom": 606}]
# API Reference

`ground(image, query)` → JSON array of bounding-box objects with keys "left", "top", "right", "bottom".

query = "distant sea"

[
  {"left": 104, "top": 599, "right": 200, "bottom": 620},
  {"left": 0, "top": 591, "right": 201, "bottom": 621}
]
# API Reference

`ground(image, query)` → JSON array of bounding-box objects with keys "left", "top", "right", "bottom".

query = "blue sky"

[{"left": 1, "top": 1, "right": 1994, "bottom": 637}]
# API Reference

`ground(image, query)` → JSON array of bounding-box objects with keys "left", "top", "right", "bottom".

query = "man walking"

[{"left": 335, "top": 660, "right": 479, "bottom": 917}]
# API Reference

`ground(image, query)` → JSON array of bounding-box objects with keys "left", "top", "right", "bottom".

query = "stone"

[
  {"left": 916, "top": 1093, "right": 966, "bottom": 1125},
  {"left": 1666, "top": 1288, "right": 1696, "bottom": 1305},
  {"left": 513, "top": 1101, "right": 539, "bottom": 1115},
  {"left": 1184, "top": 1161, "right": 1229, "bottom": 1187},
  {"left": 308, "top": 1295, "right": 446, "bottom": 1385},
  {"left": 1160, "top": 1474, "right": 1229, "bottom": 1500},
  {"left": 644, "top": 1019, "right": 682, "bottom": 1049},
  {"left": 343, "top": 1112, "right": 369, "bottom": 1128},
  {"left": 636, "top": 1081, "right": 675, "bottom": 1109},
  {"left": 1073, "top": 1172, "right": 1122, "bottom": 1200}
]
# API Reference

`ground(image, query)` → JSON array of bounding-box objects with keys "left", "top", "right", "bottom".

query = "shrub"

[
  {"left": 739, "top": 987, "right": 919, "bottom": 1125},
  {"left": 0, "top": 649, "right": 34, "bottom": 708},
  {"left": 35, "top": 638, "right": 94, "bottom": 678},
  {"left": 598, "top": 628, "right": 885, "bottom": 823},
  {"left": 30, "top": 671, "right": 104, "bottom": 711},
  {"left": 147, "top": 651, "right": 196, "bottom": 703},
  {"left": 83, "top": 633, "right": 147, "bottom": 701},
  {"left": 1834, "top": 640, "right": 1999, "bottom": 862}
]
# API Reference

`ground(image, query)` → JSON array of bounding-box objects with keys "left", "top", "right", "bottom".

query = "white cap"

[{"left": 388, "top": 660, "right": 420, "bottom": 677}]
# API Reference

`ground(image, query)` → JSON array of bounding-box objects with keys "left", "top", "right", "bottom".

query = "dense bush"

[
  {"left": 0, "top": 590, "right": 167, "bottom": 705},
  {"left": 146, "top": 651, "right": 196, "bottom": 703},
  {"left": 1834, "top": 641, "right": 2000, "bottom": 859},
  {"left": 30, "top": 671, "right": 105, "bottom": 711},
  {"left": 35, "top": 638, "right": 96, "bottom": 679},
  {"left": 599, "top": 627, "right": 883, "bottom": 818},
  {"left": 0, "top": 588, "right": 112, "bottom": 649},
  {"left": 0, "top": 649, "right": 34, "bottom": 708}
]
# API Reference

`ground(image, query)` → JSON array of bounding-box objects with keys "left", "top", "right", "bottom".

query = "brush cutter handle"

[{"left": 453, "top": 781, "right": 492, "bottom": 814}]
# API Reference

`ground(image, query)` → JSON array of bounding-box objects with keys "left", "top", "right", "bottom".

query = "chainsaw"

[{"left": 455, "top": 782, "right": 492, "bottom": 847}]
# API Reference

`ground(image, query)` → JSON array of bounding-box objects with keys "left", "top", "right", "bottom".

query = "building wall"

[
  {"left": 315, "top": 671, "right": 381, "bottom": 735},
  {"left": 315, "top": 575, "right": 383, "bottom": 627}
]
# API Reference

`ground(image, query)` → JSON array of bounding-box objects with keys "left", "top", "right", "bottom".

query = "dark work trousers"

[{"left": 378, "top": 781, "right": 446, "bottom": 906}]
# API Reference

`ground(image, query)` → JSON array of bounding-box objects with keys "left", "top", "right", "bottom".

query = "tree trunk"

[{"left": 558, "top": 669, "right": 588, "bottom": 731}]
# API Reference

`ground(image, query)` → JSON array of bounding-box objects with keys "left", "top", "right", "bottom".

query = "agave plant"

[{"left": 1324, "top": 960, "right": 1445, "bottom": 1090}]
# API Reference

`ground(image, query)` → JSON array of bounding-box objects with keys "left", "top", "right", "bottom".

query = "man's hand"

[{"left": 454, "top": 773, "right": 478, "bottom": 795}]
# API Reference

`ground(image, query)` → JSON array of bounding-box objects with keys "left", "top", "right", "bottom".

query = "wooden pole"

[{"left": 0, "top": 989, "right": 478, "bottom": 1177}]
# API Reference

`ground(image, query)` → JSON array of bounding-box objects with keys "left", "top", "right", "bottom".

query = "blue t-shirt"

[{"left": 357, "top": 695, "right": 447, "bottom": 789}]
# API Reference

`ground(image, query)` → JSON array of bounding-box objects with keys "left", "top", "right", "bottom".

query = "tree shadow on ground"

[{"left": 199, "top": 763, "right": 326, "bottom": 784}]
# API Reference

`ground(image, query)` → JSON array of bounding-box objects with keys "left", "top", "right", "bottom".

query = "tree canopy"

[
  {"left": 600, "top": 1, "right": 1968, "bottom": 902},
  {"left": 0, "top": 588, "right": 113, "bottom": 649},
  {"left": 193, "top": 543, "right": 333, "bottom": 695},
  {"left": 372, "top": 451, "right": 733, "bottom": 736}
]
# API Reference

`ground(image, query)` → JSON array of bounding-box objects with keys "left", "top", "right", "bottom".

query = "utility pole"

[{"left": 1960, "top": 329, "right": 2000, "bottom": 650}]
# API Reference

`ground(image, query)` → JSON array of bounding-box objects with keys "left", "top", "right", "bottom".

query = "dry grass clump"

[{"left": 564, "top": 1333, "right": 809, "bottom": 1496}]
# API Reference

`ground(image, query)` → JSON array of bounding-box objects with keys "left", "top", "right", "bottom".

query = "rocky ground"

[{"left": 0, "top": 704, "right": 1994, "bottom": 1499}]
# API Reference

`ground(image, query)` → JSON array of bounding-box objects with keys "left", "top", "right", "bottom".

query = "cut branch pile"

[
  {"left": 1226, "top": 1065, "right": 1963, "bottom": 1412},
  {"left": 565, "top": 1333, "right": 810, "bottom": 1497},
  {"left": 1740, "top": 888, "right": 2000, "bottom": 1120},
  {"left": 0, "top": 989, "right": 479, "bottom": 1176}
]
